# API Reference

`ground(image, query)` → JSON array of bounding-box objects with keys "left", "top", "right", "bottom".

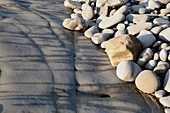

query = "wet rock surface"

[{"left": 0, "top": 0, "right": 164, "bottom": 113}]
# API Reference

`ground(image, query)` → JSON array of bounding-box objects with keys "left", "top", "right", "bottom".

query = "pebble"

[
  {"left": 159, "top": 96, "right": 170, "bottom": 107},
  {"left": 116, "top": 60, "right": 142, "bottom": 82},
  {"left": 84, "top": 26, "right": 99, "bottom": 38},
  {"left": 64, "top": 0, "right": 81, "bottom": 9},
  {"left": 165, "top": 108, "right": 170, "bottom": 113},
  {"left": 159, "top": 27, "right": 170, "bottom": 43},
  {"left": 82, "top": 3, "right": 94, "bottom": 20},
  {"left": 99, "top": 4, "right": 108, "bottom": 16},
  {"left": 152, "top": 41, "right": 162, "bottom": 48},
  {"left": 153, "top": 18, "right": 170, "bottom": 25},
  {"left": 100, "top": 41, "right": 107, "bottom": 49},
  {"left": 147, "top": 0, "right": 160, "bottom": 9},
  {"left": 154, "top": 90, "right": 166, "bottom": 99},
  {"left": 157, "top": 61, "right": 170, "bottom": 67},
  {"left": 160, "top": 9, "right": 170, "bottom": 16},
  {"left": 137, "top": 30, "right": 156, "bottom": 48},
  {"left": 99, "top": 14, "right": 125, "bottom": 29},
  {"left": 168, "top": 54, "right": 170, "bottom": 61},
  {"left": 135, "top": 70, "right": 160, "bottom": 94},
  {"left": 127, "top": 22, "right": 153, "bottom": 35},
  {"left": 96, "top": 0, "right": 106, "bottom": 7},
  {"left": 126, "top": 14, "right": 149, "bottom": 23},
  {"left": 167, "top": 3, "right": 170, "bottom": 8},
  {"left": 138, "top": 8, "right": 146, "bottom": 14},
  {"left": 159, "top": 49, "right": 168, "bottom": 61},
  {"left": 116, "top": 23, "right": 126, "bottom": 30},
  {"left": 151, "top": 26, "right": 163, "bottom": 35},
  {"left": 102, "top": 29, "right": 114, "bottom": 36},
  {"left": 137, "top": 48, "right": 153, "bottom": 67},
  {"left": 158, "top": 43, "right": 169, "bottom": 50},
  {"left": 145, "top": 60, "right": 157, "bottom": 70},
  {"left": 154, "top": 64, "right": 170, "bottom": 77},
  {"left": 154, "top": 53, "right": 159, "bottom": 61},
  {"left": 114, "top": 5, "right": 129, "bottom": 15},
  {"left": 109, "top": 9, "right": 116, "bottom": 16},
  {"left": 91, "top": 33, "right": 108, "bottom": 44},
  {"left": 164, "top": 69, "right": 170, "bottom": 92},
  {"left": 158, "top": 0, "right": 170, "bottom": 4}
]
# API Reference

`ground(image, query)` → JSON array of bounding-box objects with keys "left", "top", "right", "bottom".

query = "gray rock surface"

[{"left": 0, "top": 0, "right": 164, "bottom": 113}]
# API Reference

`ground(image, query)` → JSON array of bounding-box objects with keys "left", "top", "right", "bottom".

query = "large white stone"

[
  {"left": 99, "top": 14, "right": 125, "bottom": 29},
  {"left": 135, "top": 70, "right": 160, "bottom": 94},
  {"left": 137, "top": 30, "right": 156, "bottom": 48},
  {"left": 159, "top": 27, "right": 170, "bottom": 43},
  {"left": 159, "top": 96, "right": 170, "bottom": 107},
  {"left": 154, "top": 90, "right": 166, "bottom": 99},
  {"left": 116, "top": 60, "right": 142, "bottom": 82},
  {"left": 164, "top": 69, "right": 170, "bottom": 92},
  {"left": 84, "top": 26, "right": 99, "bottom": 38},
  {"left": 82, "top": 3, "right": 94, "bottom": 20}
]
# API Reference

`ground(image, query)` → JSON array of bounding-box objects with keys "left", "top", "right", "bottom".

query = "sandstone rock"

[
  {"left": 99, "top": 14, "right": 125, "bottom": 29},
  {"left": 62, "top": 18, "right": 87, "bottom": 30},
  {"left": 145, "top": 60, "right": 157, "bottom": 70},
  {"left": 164, "top": 69, "right": 170, "bottom": 92},
  {"left": 135, "top": 70, "right": 160, "bottom": 94},
  {"left": 116, "top": 60, "right": 142, "bottom": 82},
  {"left": 154, "top": 90, "right": 166, "bottom": 99},
  {"left": 105, "top": 34, "right": 142, "bottom": 67},
  {"left": 137, "top": 48, "right": 153, "bottom": 67},
  {"left": 159, "top": 27, "right": 170, "bottom": 43},
  {"left": 82, "top": 3, "right": 94, "bottom": 20},
  {"left": 159, "top": 96, "right": 170, "bottom": 107},
  {"left": 84, "top": 26, "right": 99, "bottom": 38},
  {"left": 137, "top": 30, "right": 156, "bottom": 48},
  {"left": 159, "top": 49, "right": 168, "bottom": 61},
  {"left": 127, "top": 22, "right": 153, "bottom": 35}
]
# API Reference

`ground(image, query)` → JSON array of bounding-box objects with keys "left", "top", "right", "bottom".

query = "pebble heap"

[{"left": 62, "top": 0, "right": 170, "bottom": 112}]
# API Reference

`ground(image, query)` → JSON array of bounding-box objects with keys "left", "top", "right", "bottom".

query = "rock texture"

[{"left": 105, "top": 34, "right": 143, "bottom": 67}]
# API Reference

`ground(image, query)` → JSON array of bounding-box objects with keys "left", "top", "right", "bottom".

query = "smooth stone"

[
  {"left": 161, "top": 24, "right": 170, "bottom": 29},
  {"left": 154, "top": 64, "right": 170, "bottom": 77},
  {"left": 166, "top": 3, "right": 170, "bottom": 8},
  {"left": 145, "top": 60, "right": 157, "bottom": 70},
  {"left": 131, "top": 5, "right": 144, "bottom": 13},
  {"left": 116, "top": 23, "right": 125, "bottom": 30},
  {"left": 96, "top": 0, "right": 107, "bottom": 7},
  {"left": 138, "top": 8, "right": 146, "bottom": 14},
  {"left": 116, "top": 60, "right": 142, "bottom": 82},
  {"left": 164, "top": 69, "right": 170, "bottom": 92},
  {"left": 147, "top": 0, "right": 160, "bottom": 9},
  {"left": 102, "top": 29, "right": 114, "bottom": 36},
  {"left": 100, "top": 41, "right": 107, "bottom": 49},
  {"left": 159, "top": 49, "right": 168, "bottom": 61},
  {"left": 153, "top": 18, "right": 170, "bottom": 25},
  {"left": 84, "top": 26, "right": 99, "bottom": 38},
  {"left": 127, "top": 22, "right": 153, "bottom": 35},
  {"left": 137, "top": 30, "right": 156, "bottom": 48},
  {"left": 159, "top": 96, "right": 170, "bottom": 107},
  {"left": 64, "top": 0, "right": 81, "bottom": 9},
  {"left": 154, "top": 53, "right": 160, "bottom": 61},
  {"left": 70, "top": 13, "right": 81, "bottom": 19},
  {"left": 152, "top": 41, "right": 162, "bottom": 48},
  {"left": 96, "top": 16, "right": 108, "bottom": 24},
  {"left": 151, "top": 26, "right": 164, "bottom": 35},
  {"left": 114, "top": 30, "right": 126, "bottom": 37},
  {"left": 126, "top": 14, "right": 149, "bottom": 23},
  {"left": 159, "top": 27, "right": 170, "bottom": 43},
  {"left": 158, "top": 0, "right": 170, "bottom": 4},
  {"left": 91, "top": 33, "right": 108, "bottom": 44},
  {"left": 62, "top": 18, "right": 87, "bottom": 30},
  {"left": 154, "top": 90, "right": 166, "bottom": 99},
  {"left": 99, "top": 4, "right": 108, "bottom": 16},
  {"left": 109, "top": 9, "right": 116, "bottom": 16},
  {"left": 73, "top": 8, "right": 82, "bottom": 14},
  {"left": 157, "top": 61, "right": 170, "bottom": 67},
  {"left": 114, "top": 5, "right": 129, "bottom": 15},
  {"left": 137, "top": 48, "right": 153, "bottom": 67},
  {"left": 106, "top": 0, "right": 129, "bottom": 7},
  {"left": 168, "top": 53, "right": 170, "bottom": 61},
  {"left": 82, "top": 3, "right": 94, "bottom": 20},
  {"left": 99, "top": 14, "right": 125, "bottom": 29},
  {"left": 105, "top": 34, "right": 142, "bottom": 67},
  {"left": 160, "top": 9, "right": 170, "bottom": 16},
  {"left": 165, "top": 108, "right": 170, "bottom": 113},
  {"left": 135, "top": 70, "right": 160, "bottom": 94},
  {"left": 158, "top": 43, "right": 168, "bottom": 50}
]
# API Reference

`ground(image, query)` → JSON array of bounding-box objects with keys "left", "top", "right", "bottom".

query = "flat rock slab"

[{"left": 0, "top": 0, "right": 164, "bottom": 113}]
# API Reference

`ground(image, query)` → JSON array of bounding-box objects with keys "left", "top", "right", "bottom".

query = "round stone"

[
  {"left": 82, "top": 3, "right": 94, "bottom": 20},
  {"left": 84, "top": 26, "right": 99, "bottom": 38},
  {"left": 137, "top": 30, "right": 156, "bottom": 48},
  {"left": 116, "top": 23, "right": 125, "bottom": 30},
  {"left": 159, "top": 96, "right": 170, "bottom": 107},
  {"left": 159, "top": 49, "right": 168, "bottom": 61},
  {"left": 145, "top": 60, "right": 157, "bottom": 70},
  {"left": 135, "top": 70, "right": 160, "bottom": 94},
  {"left": 154, "top": 90, "right": 166, "bottom": 99},
  {"left": 164, "top": 69, "right": 170, "bottom": 92},
  {"left": 116, "top": 60, "right": 142, "bottom": 82},
  {"left": 159, "top": 27, "right": 170, "bottom": 43},
  {"left": 138, "top": 8, "right": 146, "bottom": 14},
  {"left": 91, "top": 33, "right": 107, "bottom": 44},
  {"left": 151, "top": 26, "right": 164, "bottom": 35},
  {"left": 165, "top": 108, "right": 170, "bottom": 113},
  {"left": 154, "top": 53, "right": 160, "bottom": 61}
]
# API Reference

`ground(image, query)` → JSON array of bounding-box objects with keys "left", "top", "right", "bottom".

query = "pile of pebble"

[{"left": 62, "top": 0, "right": 170, "bottom": 112}]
